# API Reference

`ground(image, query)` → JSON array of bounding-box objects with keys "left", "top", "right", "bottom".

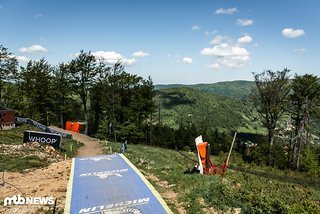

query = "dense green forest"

[
  {"left": 155, "top": 80, "right": 255, "bottom": 100},
  {"left": 154, "top": 87, "right": 263, "bottom": 132},
  {"left": 1, "top": 45, "right": 320, "bottom": 176}
]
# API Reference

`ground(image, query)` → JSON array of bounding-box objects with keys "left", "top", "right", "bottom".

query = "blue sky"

[{"left": 1, "top": 0, "right": 319, "bottom": 84}]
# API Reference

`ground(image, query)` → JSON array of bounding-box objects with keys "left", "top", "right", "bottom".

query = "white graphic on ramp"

[
  {"left": 96, "top": 172, "right": 123, "bottom": 179},
  {"left": 79, "top": 169, "right": 129, "bottom": 179},
  {"left": 79, "top": 155, "right": 116, "bottom": 161}
]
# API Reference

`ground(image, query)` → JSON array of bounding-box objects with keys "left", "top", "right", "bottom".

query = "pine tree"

[
  {"left": 289, "top": 74, "right": 320, "bottom": 169},
  {"left": 19, "top": 59, "right": 54, "bottom": 124},
  {"left": 52, "top": 63, "right": 73, "bottom": 128},
  {"left": 68, "top": 50, "right": 100, "bottom": 135},
  {"left": 0, "top": 45, "right": 18, "bottom": 107}
]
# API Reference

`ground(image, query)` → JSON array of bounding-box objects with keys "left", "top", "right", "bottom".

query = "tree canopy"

[{"left": 252, "top": 68, "right": 291, "bottom": 165}]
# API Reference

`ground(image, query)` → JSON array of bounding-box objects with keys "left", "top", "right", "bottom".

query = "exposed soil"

[
  {"left": 0, "top": 127, "right": 105, "bottom": 213},
  {"left": 142, "top": 170, "right": 186, "bottom": 214},
  {"left": 0, "top": 160, "right": 71, "bottom": 213}
]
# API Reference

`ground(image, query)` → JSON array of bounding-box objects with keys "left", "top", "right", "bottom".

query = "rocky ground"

[{"left": 0, "top": 142, "right": 65, "bottom": 163}]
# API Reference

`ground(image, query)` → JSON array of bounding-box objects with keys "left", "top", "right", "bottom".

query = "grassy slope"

[
  {"left": 107, "top": 142, "right": 320, "bottom": 214},
  {"left": 0, "top": 125, "right": 82, "bottom": 171},
  {"left": 155, "top": 80, "right": 255, "bottom": 100},
  {"left": 155, "top": 87, "right": 265, "bottom": 133}
]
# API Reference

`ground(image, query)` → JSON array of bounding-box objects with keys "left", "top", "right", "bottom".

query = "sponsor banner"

[
  {"left": 16, "top": 117, "right": 72, "bottom": 139},
  {"left": 46, "top": 126, "right": 72, "bottom": 139},
  {"left": 15, "top": 117, "right": 29, "bottom": 124},
  {"left": 23, "top": 130, "right": 62, "bottom": 149},
  {"left": 65, "top": 154, "right": 172, "bottom": 214},
  {"left": 29, "top": 119, "right": 47, "bottom": 131}
]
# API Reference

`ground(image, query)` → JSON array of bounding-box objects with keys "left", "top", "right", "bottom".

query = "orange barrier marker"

[
  {"left": 72, "top": 122, "right": 80, "bottom": 133},
  {"left": 197, "top": 142, "right": 208, "bottom": 169},
  {"left": 66, "top": 121, "right": 72, "bottom": 131}
]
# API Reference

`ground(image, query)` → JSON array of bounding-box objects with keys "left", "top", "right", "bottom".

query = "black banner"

[
  {"left": 16, "top": 117, "right": 72, "bottom": 139},
  {"left": 23, "top": 131, "right": 62, "bottom": 149}
]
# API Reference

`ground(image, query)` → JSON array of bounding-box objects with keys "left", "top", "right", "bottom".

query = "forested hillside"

[
  {"left": 155, "top": 87, "right": 264, "bottom": 133},
  {"left": 155, "top": 80, "right": 255, "bottom": 100}
]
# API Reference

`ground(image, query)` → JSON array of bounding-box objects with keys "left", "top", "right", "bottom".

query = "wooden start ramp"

[{"left": 64, "top": 154, "right": 172, "bottom": 214}]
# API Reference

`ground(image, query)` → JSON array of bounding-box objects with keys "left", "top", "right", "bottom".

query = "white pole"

[
  {"left": 226, "top": 132, "right": 237, "bottom": 166},
  {"left": 195, "top": 135, "right": 204, "bottom": 174}
]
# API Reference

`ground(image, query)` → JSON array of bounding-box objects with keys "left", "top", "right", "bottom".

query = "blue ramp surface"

[{"left": 65, "top": 154, "right": 172, "bottom": 214}]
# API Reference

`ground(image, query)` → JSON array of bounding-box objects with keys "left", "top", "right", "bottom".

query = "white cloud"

[
  {"left": 18, "top": 45, "right": 48, "bottom": 53},
  {"left": 205, "top": 30, "right": 217, "bottom": 36},
  {"left": 215, "top": 7, "right": 238, "bottom": 15},
  {"left": 201, "top": 43, "right": 249, "bottom": 57},
  {"left": 210, "top": 35, "right": 230, "bottom": 45},
  {"left": 181, "top": 57, "right": 193, "bottom": 64},
  {"left": 237, "top": 35, "right": 252, "bottom": 44},
  {"left": 34, "top": 14, "right": 43, "bottom": 18},
  {"left": 282, "top": 28, "right": 305, "bottom": 38},
  {"left": 207, "top": 63, "right": 221, "bottom": 69},
  {"left": 191, "top": 25, "right": 201, "bottom": 31},
  {"left": 16, "top": 56, "right": 31, "bottom": 63},
  {"left": 132, "top": 51, "right": 150, "bottom": 57},
  {"left": 92, "top": 51, "right": 137, "bottom": 66},
  {"left": 294, "top": 48, "right": 305, "bottom": 54},
  {"left": 201, "top": 42, "right": 250, "bottom": 69},
  {"left": 236, "top": 19, "right": 254, "bottom": 26}
]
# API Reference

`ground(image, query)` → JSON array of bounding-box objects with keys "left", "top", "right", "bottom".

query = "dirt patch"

[
  {"left": 73, "top": 134, "right": 104, "bottom": 157},
  {"left": 50, "top": 126, "right": 104, "bottom": 157},
  {"left": 199, "top": 197, "right": 241, "bottom": 214},
  {"left": 141, "top": 170, "right": 186, "bottom": 214},
  {"left": 199, "top": 197, "right": 219, "bottom": 214},
  {"left": 0, "top": 160, "right": 71, "bottom": 213}
]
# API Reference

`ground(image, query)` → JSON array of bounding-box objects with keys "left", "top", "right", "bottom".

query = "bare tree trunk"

[
  {"left": 296, "top": 140, "right": 303, "bottom": 170},
  {"left": 268, "top": 129, "right": 274, "bottom": 166},
  {"left": 84, "top": 110, "right": 88, "bottom": 135},
  {"left": 82, "top": 97, "right": 88, "bottom": 135},
  {"left": 46, "top": 111, "right": 49, "bottom": 126},
  {"left": 111, "top": 89, "right": 117, "bottom": 142},
  {"left": 295, "top": 115, "right": 307, "bottom": 170},
  {"left": 60, "top": 96, "right": 65, "bottom": 128},
  {"left": 292, "top": 142, "right": 298, "bottom": 168},
  {"left": 287, "top": 132, "right": 293, "bottom": 169},
  {"left": 0, "top": 81, "right": 2, "bottom": 106},
  {"left": 60, "top": 109, "right": 64, "bottom": 129}
]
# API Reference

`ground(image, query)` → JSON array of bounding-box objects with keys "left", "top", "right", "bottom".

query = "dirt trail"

[
  {"left": 50, "top": 126, "right": 104, "bottom": 157},
  {"left": 0, "top": 127, "right": 105, "bottom": 213}
]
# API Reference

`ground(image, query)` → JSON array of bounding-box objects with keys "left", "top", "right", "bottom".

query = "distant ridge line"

[{"left": 155, "top": 80, "right": 255, "bottom": 100}]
